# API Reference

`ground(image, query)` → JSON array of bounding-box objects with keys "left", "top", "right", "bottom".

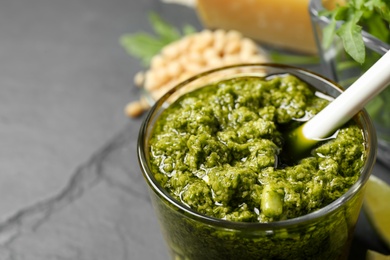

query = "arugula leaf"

[{"left": 120, "top": 12, "right": 197, "bottom": 67}]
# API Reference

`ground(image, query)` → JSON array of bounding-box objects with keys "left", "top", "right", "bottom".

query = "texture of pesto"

[{"left": 149, "top": 74, "right": 366, "bottom": 223}]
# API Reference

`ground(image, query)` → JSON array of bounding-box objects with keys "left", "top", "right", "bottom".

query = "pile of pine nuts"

[{"left": 125, "top": 29, "right": 268, "bottom": 118}]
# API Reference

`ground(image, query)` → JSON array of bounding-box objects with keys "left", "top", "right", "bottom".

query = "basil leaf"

[
  {"left": 148, "top": 12, "right": 180, "bottom": 43},
  {"left": 120, "top": 13, "right": 198, "bottom": 67},
  {"left": 366, "top": 14, "right": 389, "bottom": 42},
  {"left": 366, "top": 95, "right": 384, "bottom": 119},
  {"left": 373, "top": 0, "right": 390, "bottom": 22},
  {"left": 322, "top": 18, "right": 337, "bottom": 49},
  {"left": 334, "top": 6, "right": 350, "bottom": 20},
  {"left": 120, "top": 33, "right": 165, "bottom": 66},
  {"left": 319, "top": 0, "right": 390, "bottom": 64},
  {"left": 352, "top": 0, "right": 365, "bottom": 10},
  {"left": 336, "top": 20, "right": 365, "bottom": 64},
  {"left": 182, "top": 24, "right": 197, "bottom": 35}
]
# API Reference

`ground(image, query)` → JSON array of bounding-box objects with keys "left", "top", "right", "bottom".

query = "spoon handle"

[{"left": 303, "top": 50, "right": 390, "bottom": 140}]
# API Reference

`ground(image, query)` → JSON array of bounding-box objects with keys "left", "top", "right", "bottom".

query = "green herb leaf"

[
  {"left": 336, "top": 20, "right": 365, "bottom": 64},
  {"left": 319, "top": 0, "right": 390, "bottom": 63},
  {"left": 120, "top": 12, "right": 197, "bottom": 67},
  {"left": 148, "top": 12, "right": 181, "bottom": 43},
  {"left": 366, "top": 0, "right": 390, "bottom": 21},
  {"left": 366, "top": 14, "right": 389, "bottom": 42},
  {"left": 120, "top": 33, "right": 165, "bottom": 66},
  {"left": 353, "top": 0, "right": 365, "bottom": 10},
  {"left": 334, "top": 6, "right": 350, "bottom": 20},
  {"left": 322, "top": 18, "right": 337, "bottom": 49},
  {"left": 366, "top": 94, "right": 385, "bottom": 119},
  {"left": 182, "top": 24, "right": 197, "bottom": 35}
]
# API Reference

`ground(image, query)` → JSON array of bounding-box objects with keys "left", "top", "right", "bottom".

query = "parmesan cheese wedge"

[
  {"left": 195, "top": 0, "right": 317, "bottom": 54},
  {"left": 163, "top": 0, "right": 346, "bottom": 54}
]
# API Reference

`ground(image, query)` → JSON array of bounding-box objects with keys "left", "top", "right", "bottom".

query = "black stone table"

[{"left": 0, "top": 0, "right": 389, "bottom": 259}]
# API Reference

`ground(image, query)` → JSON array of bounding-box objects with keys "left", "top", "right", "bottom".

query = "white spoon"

[{"left": 287, "top": 50, "right": 390, "bottom": 159}]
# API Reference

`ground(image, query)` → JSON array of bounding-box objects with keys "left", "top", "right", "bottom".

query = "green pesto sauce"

[{"left": 149, "top": 74, "right": 366, "bottom": 223}]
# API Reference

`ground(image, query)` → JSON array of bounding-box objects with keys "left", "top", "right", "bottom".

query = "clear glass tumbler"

[
  {"left": 309, "top": 0, "right": 390, "bottom": 168},
  {"left": 138, "top": 64, "right": 377, "bottom": 260}
]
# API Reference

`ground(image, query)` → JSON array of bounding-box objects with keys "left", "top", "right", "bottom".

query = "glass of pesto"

[{"left": 138, "top": 64, "right": 377, "bottom": 260}]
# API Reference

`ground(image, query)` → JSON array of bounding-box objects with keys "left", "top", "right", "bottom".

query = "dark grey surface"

[{"left": 0, "top": 0, "right": 388, "bottom": 259}]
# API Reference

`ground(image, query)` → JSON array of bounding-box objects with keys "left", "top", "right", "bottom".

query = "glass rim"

[
  {"left": 137, "top": 63, "right": 377, "bottom": 230},
  {"left": 308, "top": 0, "right": 390, "bottom": 55}
]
